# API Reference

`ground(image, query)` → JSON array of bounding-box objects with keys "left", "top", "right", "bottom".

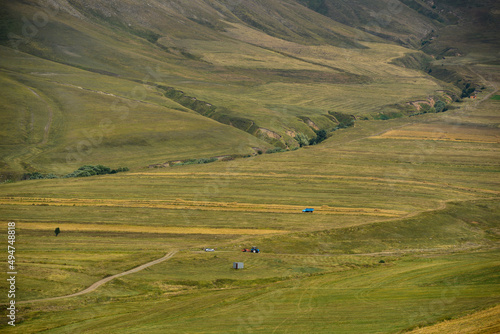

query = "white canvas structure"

[{"left": 233, "top": 262, "right": 244, "bottom": 269}]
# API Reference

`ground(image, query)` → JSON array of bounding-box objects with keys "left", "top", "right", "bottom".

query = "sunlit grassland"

[
  {"left": 6, "top": 228, "right": 225, "bottom": 301},
  {"left": 0, "top": 105, "right": 498, "bottom": 334},
  {"left": 173, "top": 30, "right": 447, "bottom": 127},
  {"left": 2, "top": 197, "right": 499, "bottom": 330},
  {"left": 0, "top": 7, "right": 456, "bottom": 178},
  {"left": 0, "top": 105, "right": 498, "bottom": 333},
  {"left": 0, "top": 74, "right": 50, "bottom": 146},
  {"left": 1, "top": 107, "right": 498, "bottom": 231},
  {"left": 407, "top": 304, "right": 500, "bottom": 334},
  {"left": 6, "top": 246, "right": 499, "bottom": 333},
  {"left": 0, "top": 48, "right": 270, "bottom": 175}
]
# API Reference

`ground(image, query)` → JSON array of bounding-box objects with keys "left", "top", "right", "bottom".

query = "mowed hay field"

[
  {"left": 373, "top": 94, "right": 500, "bottom": 144},
  {"left": 407, "top": 304, "right": 500, "bottom": 334},
  {"left": 5, "top": 246, "right": 500, "bottom": 333},
  {"left": 373, "top": 123, "right": 500, "bottom": 143},
  {"left": 1, "top": 94, "right": 500, "bottom": 332},
  {"left": 1, "top": 0, "right": 499, "bottom": 331}
]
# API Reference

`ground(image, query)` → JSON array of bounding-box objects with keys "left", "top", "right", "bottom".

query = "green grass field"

[
  {"left": 1, "top": 96, "right": 499, "bottom": 332},
  {"left": 0, "top": 0, "right": 461, "bottom": 178},
  {"left": 1, "top": 1, "right": 499, "bottom": 332}
]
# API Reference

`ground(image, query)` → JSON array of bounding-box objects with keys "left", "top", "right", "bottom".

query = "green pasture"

[
  {"left": 0, "top": 1, "right": 456, "bottom": 178},
  {"left": 4, "top": 245, "right": 499, "bottom": 333},
  {"left": 1, "top": 189, "right": 498, "bottom": 331},
  {"left": 0, "top": 1, "right": 499, "bottom": 332},
  {"left": 2, "top": 103, "right": 498, "bottom": 331}
]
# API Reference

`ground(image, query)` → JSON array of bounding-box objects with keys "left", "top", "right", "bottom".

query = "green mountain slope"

[
  {"left": 298, "top": 0, "right": 444, "bottom": 46},
  {"left": 0, "top": 0, "right": 471, "bottom": 177}
]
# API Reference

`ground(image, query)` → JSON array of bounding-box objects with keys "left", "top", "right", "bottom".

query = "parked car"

[{"left": 204, "top": 248, "right": 215, "bottom": 252}]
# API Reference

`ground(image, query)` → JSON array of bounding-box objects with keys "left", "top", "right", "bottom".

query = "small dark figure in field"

[{"left": 54, "top": 227, "right": 60, "bottom": 236}]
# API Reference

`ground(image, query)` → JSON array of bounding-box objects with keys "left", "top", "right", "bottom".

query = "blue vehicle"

[
  {"left": 242, "top": 247, "right": 260, "bottom": 253},
  {"left": 302, "top": 208, "right": 314, "bottom": 213}
]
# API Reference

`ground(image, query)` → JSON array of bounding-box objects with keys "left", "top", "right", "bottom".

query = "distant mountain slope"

[{"left": 297, "top": 0, "right": 446, "bottom": 46}]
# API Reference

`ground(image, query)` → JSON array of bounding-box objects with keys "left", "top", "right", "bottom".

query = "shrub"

[
  {"left": 329, "top": 111, "right": 355, "bottom": 128},
  {"left": 23, "top": 172, "right": 44, "bottom": 180},
  {"left": 295, "top": 133, "right": 310, "bottom": 147},
  {"left": 266, "top": 147, "right": 286, "bottom": 154},
  {"left": 309, "top": 129, "right": 328, "bottom": 145},
  {"left": 434, "top": 100, "right": 447, "bottom": 113},
  {"left": 63, "top": 165, "right": 128, "bottom": 178},
  {"left": 175, "top": 157, "right": 218, "bottom": 166},
  {"left": 461, "top": 83, "right": 475, "bottom": 98}
]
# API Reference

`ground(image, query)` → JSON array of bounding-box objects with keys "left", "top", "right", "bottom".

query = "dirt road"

[{"left": 21, "top": 250, "right": 178, "bottom": 303}]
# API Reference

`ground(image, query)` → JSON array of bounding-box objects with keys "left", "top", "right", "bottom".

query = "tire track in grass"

[
  {"left": 27, "top": 88, "right": 53, "bottom": 146},
  {"left": 20, "top": 250, "right": 178, "bottom": 303}
]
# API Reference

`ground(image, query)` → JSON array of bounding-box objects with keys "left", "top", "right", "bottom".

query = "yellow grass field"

[
  {"left": 372, "top": 123, "right": 500, "bottom": 143},
  {"left": 0, "top": 197, "right": 406, "bottom": 217},
  {"left": 408, "top": 305, "right": 500, "bottom": 334},
  {"left": 17, "top": 222, "right": 286, "bottom": 235}
]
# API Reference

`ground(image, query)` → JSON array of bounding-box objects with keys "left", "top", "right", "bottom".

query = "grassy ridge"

[
  {"left": 0, "top": 1, "right": 498, "bottom": 332},
  {"left": 1, "top": 97, "right": 498, "bottom": 332},
  {"left": 0, "top": 47, "right": 270, "bottom": 177},
  {"left": 0, "top": 0, "right": 456, "bottom": 177}
]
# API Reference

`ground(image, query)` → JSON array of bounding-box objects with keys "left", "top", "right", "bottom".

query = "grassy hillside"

[
  {"left": 0, "top": 1, "right": 498, "bottom": 333},
  {"left": 0, "top": 0, "right": 460, "bottom": 178},
  {"left": 0, "top": 46, "right": 271, "bottom": 177},
  {"left": 1, "top": 91, "right": 499, "bottom": 310},
  {"left": 408, "top": 304, "right": 500, "bottom": 334},
  {"left": 298, "top": 0, "right": 444, "bottom": 46}
]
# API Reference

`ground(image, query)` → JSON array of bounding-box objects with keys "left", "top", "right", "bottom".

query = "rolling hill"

[
  {"left": 0, "top": 0, "right": 476, "bottom": 178},
  {"left": 0, "top": 1, "right": 499, "bottom": 333}
]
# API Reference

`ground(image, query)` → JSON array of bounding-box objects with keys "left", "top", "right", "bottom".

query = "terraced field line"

[
  {"left": 0, "top": 197, "right": 407, "bottom": 217},
  {"left": 21, "top": 251, "right": 178, "bottom": 304},
  {"left": 17, "top": 222, "right": 287, "bottom": 235},
  {"left": 130, "top": 172, "right": 500, "bottom": 196}
]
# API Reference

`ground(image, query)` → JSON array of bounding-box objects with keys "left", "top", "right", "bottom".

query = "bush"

[
  {"left": 266, "top": 147, "right": 286, "bottom": 154},
  {"left": 434, "top": 100, "right": 447, "bottom": 113},
  {"left": 309, "top": 129, "right": 328, "bottom": 145},
  {"left": 329, "top": 112, "right": 355, "bottom": 128},
  {"left": 175, "top": 157, "right": 218, "bottom": 166},
  {"left": 22, "top": 165, "right": 129, "bottom": 181},
  {"left": 419, "top": 104, "right": 436, "bottom": 114},
  {"left": 461, "top": 83, "right": 475, "bottom": 98},
  {"left": 64, "top": 165, "right": 128, "bottom": 178},
  {"left": 295, "top": 133, "right": 310, "bottom": 147},
  {"left": 23, "top": 172, "right": 44, "bottom": 180}
]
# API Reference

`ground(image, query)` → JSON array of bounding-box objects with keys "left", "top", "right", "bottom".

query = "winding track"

[
  {"left": 27, "top": 88, "right": 53, "bottom": 146},
  {"left": 20, "top": 250, "right": 178, "bottom": 304}
]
